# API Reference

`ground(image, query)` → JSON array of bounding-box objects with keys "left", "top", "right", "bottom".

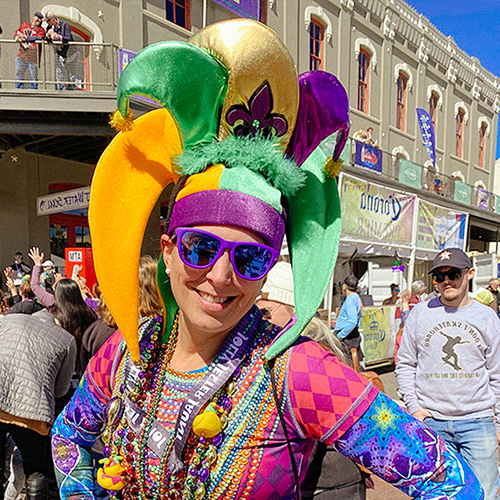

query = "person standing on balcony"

[
  {"left": 44, "top": 11, "right": 74, "bottom": 90},
  {"left": 14, "top": 12, "right": 45, "bottom": 89}
]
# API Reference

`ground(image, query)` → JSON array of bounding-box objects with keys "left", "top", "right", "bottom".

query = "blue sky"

[{"left": 406, "top": 0, "right": 500, "bottom": 159}]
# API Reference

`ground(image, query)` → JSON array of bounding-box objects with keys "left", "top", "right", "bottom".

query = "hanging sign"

[
  {"left": 37, "top": 187, "right": 91, "bottom": 216},
  {"left": 416, "top": 108, "right": 436, "bottom": 167}
]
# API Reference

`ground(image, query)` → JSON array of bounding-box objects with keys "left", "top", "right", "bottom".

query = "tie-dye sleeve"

[
  {"left": 52, "top": 331, "right": 124, "bottom": 500},
  {"left": 335, "top": 392, "right": 484, "bottom": 499}
]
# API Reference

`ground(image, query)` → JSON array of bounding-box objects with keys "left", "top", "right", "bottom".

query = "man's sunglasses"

[
  {"left": 175, "top": 228, "right": 279, "bottom": 281},
  {"left": 432, "top": 268, "right": 466, "bottom": 283}
]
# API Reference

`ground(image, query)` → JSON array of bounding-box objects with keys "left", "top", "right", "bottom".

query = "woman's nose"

[{"left": 206, "top": 250, "right": 234, "bottom": 284}]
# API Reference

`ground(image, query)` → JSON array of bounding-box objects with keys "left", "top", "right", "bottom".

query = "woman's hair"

[
  {"left": 19, "top": 280, "right": 35, "bottom": 300},
  {"left": 51, "top": 279, "right": 97, "bottom": 371},
  {"left": 303, "top": 317, "right": 349, "bottom": 366},
  {"left": 95, "top": 283, "right": 118, "bottom": 329},
  {"left": 411, "top": 280, "right": 426, "bottom": 295},
  {"left": 138, "top": 255, "right": 163, "bottom": 318},
  {"left": 344, "top": 275, "right": 358, "bottom": 292},
  {"left": 0, "top": 290, "right": 8, "bottom": 315}
]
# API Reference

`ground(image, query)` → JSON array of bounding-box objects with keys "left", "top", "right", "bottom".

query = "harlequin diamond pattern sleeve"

[
  {"left": 287, "top": 340, "right": 379, "bottom": 442},
  {"left": 286, "top": 340, "right": 483, "bottom": 498},
  {"left": 52, "top": 331, "right": 124, "bottom": 500},
  {"left": 335, "top": 392, "right": 484, "bottom": 498}
]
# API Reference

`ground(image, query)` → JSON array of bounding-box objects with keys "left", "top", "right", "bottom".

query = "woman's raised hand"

[{"left": 28, "top": 247, "right": 44, "bottom": 267}]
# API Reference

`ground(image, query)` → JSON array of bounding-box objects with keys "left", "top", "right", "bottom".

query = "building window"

[
  {"left": 429, "top": 92, "right": 438, "bottom": 131},
  {"left": 166, "top": 0, "right": 190, "bottom": 29},
  {"left": 396, "top": 72, "right": 407, "bottom": 131},
  {"left": 479, "top": 122, "right": 487, "bottom": 168},
  {"left": 309, "top": 19, "right": 324, "bottom": 71},
  {"left": 75, "top": 226, "right": 91, "bottom": 247},
  {"left": 456, "top": 109, "right": 465, "bottom": 158},
  {"left": 358, "top": 49, "right": 370, "bottom": 113}
]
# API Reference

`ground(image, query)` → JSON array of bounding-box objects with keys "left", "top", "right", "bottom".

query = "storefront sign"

[
  {"left": 359, "top": 307, "right": 398, "bottom": 364},
  {"left": 340, "top": 175, "right": 415, "bottom": 245},
  {"left": 37, "top": 187, "right": 91, "bottom": 216},
  {"left": 212, "top": 0, "right": 260, "bottom": 19},
  {"left": 354, "top": 141, "right": 382, "bottom": 173},
  {"left": 416, "top": 200, "right": 467, "bottom": 251},
  {"left": 398, "top": 159, "right": 422, "bottom": 189}
]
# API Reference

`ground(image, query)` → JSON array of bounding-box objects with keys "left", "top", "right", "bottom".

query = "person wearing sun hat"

[
  {"left": 397, "top": 246, "right": 500, "bottom": 500},
  {"left": 51, "top": 20, "right": 482, "bottom": 500}
]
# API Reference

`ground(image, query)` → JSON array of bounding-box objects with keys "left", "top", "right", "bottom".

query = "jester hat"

[{"left": 89, "top": 19, "right": 350, "bottom": 362}]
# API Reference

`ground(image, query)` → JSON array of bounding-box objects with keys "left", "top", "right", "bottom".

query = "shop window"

[
  {"left": 456, "top": 108, "right": 465, "bottom": 158},
  {"left": 50, "top": 224, "right": 68, "bottom": 259},
  {"left": 166, "top": 0, "right": 190, "bottom": 30},
  {"left": 358, "top": 49, "right": 370, "bottom": 113},
  {"left": 75, "top": 226, "right": 91, "bottom": 247},
  {"left": 429, "top": 92, "right": 438, "bottom": 131},
  {"left": 396, "top": 72, "right": 407, "bottom": 131},
  {"left": 309, "top": 19, "right": 324, "bottom": 71},
  {"left": 479, "top": 122, "right": 487, "bottom": 168}
]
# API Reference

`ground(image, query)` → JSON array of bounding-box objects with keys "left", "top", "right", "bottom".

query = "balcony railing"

[
  {"left": 336, "top": 138, "right": 500, "bottom": 215},
  {"left": 0, "top": 39, "right": 117, "bottom": 91}
]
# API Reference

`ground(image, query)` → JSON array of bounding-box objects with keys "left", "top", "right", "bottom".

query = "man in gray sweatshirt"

[{"left": 397, "top": 247, "right": 500, "bottom": 500}]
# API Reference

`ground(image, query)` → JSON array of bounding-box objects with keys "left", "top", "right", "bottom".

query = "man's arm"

[
  {"left": 396, "top": 310, "right": 429, "bottom": 416},
  {"left": 483, "top": 313, "right": 500, "bottom": 435},
  {"left": 336, "top": 296, "right": 359, "bottom": 339}
]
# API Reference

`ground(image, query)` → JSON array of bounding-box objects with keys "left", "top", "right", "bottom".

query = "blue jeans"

[
  {"left": 425, "top": 417, "right": 500, "bottom": 500},
  {"left": 15, "top": 57, "right": 38, "bottom": 89},
  {"left": 55, "top": 55, "right": 74, "bottom": 90}
]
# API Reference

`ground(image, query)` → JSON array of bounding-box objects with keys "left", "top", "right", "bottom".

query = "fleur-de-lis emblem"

[{"left": 226, "top": 81, "right": 288, "bottom": 138}]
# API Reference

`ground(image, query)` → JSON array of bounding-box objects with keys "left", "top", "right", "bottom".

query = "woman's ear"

[{"left": 160, "top": 234, "right": 174, "bottom": 271}]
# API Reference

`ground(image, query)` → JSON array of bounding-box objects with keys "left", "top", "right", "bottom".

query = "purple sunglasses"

[{"left": 175, "top": 227, "right": 279, "bottom": 281}]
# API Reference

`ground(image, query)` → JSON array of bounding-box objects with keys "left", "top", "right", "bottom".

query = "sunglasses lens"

[
  {"left": 433, "top": 269, "right": 463, "bottom": 283},
  {"left": 179, "top": 231, "right": 220, "bottom": 267},
  {"left": 233, "top": 245, "right": 273, "bottom": 279}
]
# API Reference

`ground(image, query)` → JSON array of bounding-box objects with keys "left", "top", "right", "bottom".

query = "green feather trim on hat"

[{"left": 175, "top": 135, "right": 305, "bottom": 198}]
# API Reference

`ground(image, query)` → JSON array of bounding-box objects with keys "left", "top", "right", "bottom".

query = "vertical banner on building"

[
  {"left": 416, "top": 200, "right": 467, "bottom": 251},
  {"left": 416, "top": 108, "right": 436, "bottom": 167},
  {"left": 212, "top": 0, "right": 260, "bottom": 19},
  {"left": 340, "top": 175, "right": 415, "bottom": 245},
  {"left": 354, "top": 141, "right": 383, "bottom": 173}
]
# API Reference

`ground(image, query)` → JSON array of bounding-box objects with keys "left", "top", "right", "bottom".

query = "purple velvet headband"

[{"left": 167, "top": 190, "right": 286, "bottom": 250}]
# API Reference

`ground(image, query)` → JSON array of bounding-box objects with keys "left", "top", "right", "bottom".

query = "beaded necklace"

[{"left": 102, "top": 311, "right": 259, "bottom": 500}]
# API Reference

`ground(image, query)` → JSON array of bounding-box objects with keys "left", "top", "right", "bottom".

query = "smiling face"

[
  {"left": 435, "top": 266, "right": 474, "bottom": 307},
  {"left": 161, "top": 225, "right": 267, "bottom": 343}
]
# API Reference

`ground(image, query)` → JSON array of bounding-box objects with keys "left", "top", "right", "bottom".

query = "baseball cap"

[
  {"left": 428, "top": 248, "right": 471, "bottom": 274},
  {"left": 34, "top": 12, "right": 43, "bottom": 20}
]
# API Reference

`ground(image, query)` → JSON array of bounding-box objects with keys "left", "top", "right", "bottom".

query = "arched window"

[
  {"left": 358, "top": 49, "right": 370, "bottom": 113},
  {"left": 166, "top": 0, "right": 190, "bottom": 30},
  {"left": 429, "top": 92, "right": 438, "bottom": 130},
  {"left": 396, "top": 72, "right": 407, "bottom": 131},
  {"left": 309, "top": 19, "right": 324, "bottom": 71},
  {"left": 479, "top": 122, "right": 487, "bottom": 168},
  {"left": 456, "top": 108, "right": 465, "bottom": 158}
]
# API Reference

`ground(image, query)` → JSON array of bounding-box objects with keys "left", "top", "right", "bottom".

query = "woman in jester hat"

[{"left": 51, "top": 19, "right": 483, "bottom": 500}]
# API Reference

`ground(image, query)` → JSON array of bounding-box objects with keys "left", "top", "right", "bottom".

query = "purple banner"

[
  {"left": 212, "top": 0, "right": 260, "bottom": 20},
  {"left": 354, "top": 141, "right": 383, "bottom": 173},
  {"left": 416, "top": 108, "right": 436, "bottom": 167},
  {"left": 118, "top": 48, "right": 136, "bottom": 75}
]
